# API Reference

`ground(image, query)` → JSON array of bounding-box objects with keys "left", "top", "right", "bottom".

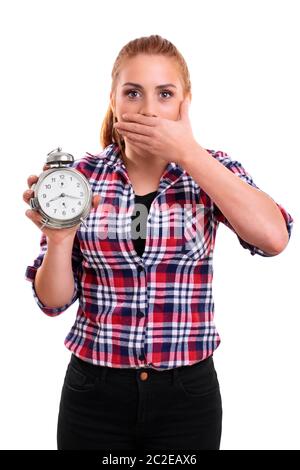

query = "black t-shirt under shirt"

[{"left": 131, "top": 190, "right": 157, "bottom": 257}]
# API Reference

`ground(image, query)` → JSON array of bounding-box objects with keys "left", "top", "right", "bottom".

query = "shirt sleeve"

[
  {"left": 24, "top": 231, "right": 83, "bottom": 316},
  {"left": 210, "top": 149, "right": 294, "bottom": 257}
]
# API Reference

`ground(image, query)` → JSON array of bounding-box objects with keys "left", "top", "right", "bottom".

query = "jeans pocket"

[
  {"left": 64, "top": 363, "right": 98, "bottom": 393},
  {"left": 176, "top": 358, "right": 220, "bottom": 398}
]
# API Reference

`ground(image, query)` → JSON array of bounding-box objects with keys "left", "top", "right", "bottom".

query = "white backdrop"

[{"left": 0, "top": 0, "right": 298, "bottom": 450}]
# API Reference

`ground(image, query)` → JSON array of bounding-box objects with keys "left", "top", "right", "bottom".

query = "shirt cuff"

[
  {"left": 237, "top": 202, "right": 294, "bottom": 256},
  {"left": 25, "top": 264, "right": 78, "bottom": 317}
]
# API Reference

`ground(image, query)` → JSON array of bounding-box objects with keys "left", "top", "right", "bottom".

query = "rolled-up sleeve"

[
  {"left": 25, "top": 232, "right": 83, "bottom": 316},
  {"left": 211, "top": 150, "right": 294, "bottom": 256}
]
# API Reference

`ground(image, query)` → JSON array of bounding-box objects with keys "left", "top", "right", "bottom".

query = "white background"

[{"left": 0, "top": 0, "right": 299, "bottom": 450}]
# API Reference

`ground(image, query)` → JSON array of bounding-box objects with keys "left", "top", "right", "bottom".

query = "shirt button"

[
  {"left": 137, "top": 265, "right": 144, "bottom": 273},
  {"left": 137, "top": 310, "right": 144, "bottom": 318},
  {"left": 139, "top": 371, "right": 149, "bottom": 381}
]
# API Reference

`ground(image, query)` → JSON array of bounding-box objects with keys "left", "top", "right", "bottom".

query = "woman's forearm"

[
  {"left": 181, "top": 144, "right": 289, "bottom": 255},
  {"left": 34, "top": 236, "right": 76, "bottom": 308}
]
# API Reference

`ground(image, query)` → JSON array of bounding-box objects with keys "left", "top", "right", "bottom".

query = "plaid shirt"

[{"left": 25, "top": 143, "right": 294, "bottom": 370}]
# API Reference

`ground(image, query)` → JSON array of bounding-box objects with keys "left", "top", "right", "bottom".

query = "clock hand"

[
  {"left": 47, "top": 193, "right": 82, "bottom": 205},
  {"left": 48, "top": 193, "right": 64, "bottom": 203},
  {"left": 63, "top": 194, "right": 83, "bottom": 200}
]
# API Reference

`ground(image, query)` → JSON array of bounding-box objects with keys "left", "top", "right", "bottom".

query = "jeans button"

[{"left": 139, "top": 371, "right": 149, "bottom": 381}]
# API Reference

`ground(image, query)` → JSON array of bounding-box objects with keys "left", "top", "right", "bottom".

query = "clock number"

[
  {"left": 78, "top": 201, "right": 82, "bottom": 206},
  {"left": 71, "top": 208, "right": 75, "bottom": 213},
  {"left": 53, "top": 209, "right": 57, "bottom": 213},
  {"left": 42, "top": 194, "right": 47, "bottom": 198},
  {"left": 76, "top": 183, "right": 80, "bottom": 188},
  {"left": 46, "top": 202, "right": 50, "bottom": 207},
  {"left": 80, "top": 191, "right": 83, "bottom": 196},
  {"left": 45, "top": 184, "right": 51, "bottom": 189},
  {"left": 62, "top": 210, "right": 66, "bottom": 216},
  {"left": 51, "top": 177, "right": 56, "bottom": 182}
]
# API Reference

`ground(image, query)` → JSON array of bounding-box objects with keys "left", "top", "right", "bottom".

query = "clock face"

[{"left": 37, "top": 169, "right": 88, "bottom": 220}]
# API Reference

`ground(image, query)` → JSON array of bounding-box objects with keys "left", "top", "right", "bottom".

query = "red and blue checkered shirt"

[{"left": 25, "top": 143, "right": 294, "bottom": 370}]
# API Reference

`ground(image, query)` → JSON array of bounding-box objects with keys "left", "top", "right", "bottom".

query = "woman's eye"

[
  {"left": 125, "top": 89, "right": 173, "bottom": 99},
  {"left": 127, "top": 90, "right": 139, "bottom": 99},
  {"left": 161, "top": 90, "right": 173, "bottom": 98}
]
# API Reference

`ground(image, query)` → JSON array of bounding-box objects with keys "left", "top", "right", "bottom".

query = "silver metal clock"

[{"left": 30, "top": 147, "right": 92, "bottom": 229}]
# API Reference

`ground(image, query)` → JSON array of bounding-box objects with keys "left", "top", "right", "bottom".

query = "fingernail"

[{"left": 25, "top": 210, "right": 31, "bottom": 217}]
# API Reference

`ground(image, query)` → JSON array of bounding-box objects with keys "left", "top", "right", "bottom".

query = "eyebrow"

[{"left": 122, "top": 82, "right": 177, "bottom": 89}]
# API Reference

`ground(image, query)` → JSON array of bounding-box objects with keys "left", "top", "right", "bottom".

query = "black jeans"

[{"left": 57, "top": 353, "right": 222, "bottom": 450}]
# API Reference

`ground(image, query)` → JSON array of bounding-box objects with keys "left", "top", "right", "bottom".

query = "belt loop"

[
  {"left": 100, "top": 366, "right": 108, "bottom": 384},
  {"left": 172, "top": 367, "right": 179, "bottom": 385}
]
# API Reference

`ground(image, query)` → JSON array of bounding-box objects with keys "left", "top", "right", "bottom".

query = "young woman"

[{"left": 23, "top": 35, "right": 294, "bottom": 451}]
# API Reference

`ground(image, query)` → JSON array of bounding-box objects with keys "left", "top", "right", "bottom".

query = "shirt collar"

[{"left": 88, "top": 143, "right": 186, "bottom": 189}]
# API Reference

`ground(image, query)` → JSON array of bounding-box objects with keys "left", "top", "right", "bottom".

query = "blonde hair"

[{"left": 100, "top": 34, "right": 192, "bottom": 160}]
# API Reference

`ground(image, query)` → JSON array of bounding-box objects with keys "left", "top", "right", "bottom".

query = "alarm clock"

[{"left": 30, "top": 147, "right": 92, "bottom": 229}]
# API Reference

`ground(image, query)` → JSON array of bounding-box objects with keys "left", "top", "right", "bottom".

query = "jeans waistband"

[{"left": 69, "top": 353, "right": 214, "bottom": 384}]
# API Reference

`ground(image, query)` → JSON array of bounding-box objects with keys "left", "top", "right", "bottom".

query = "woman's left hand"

[{"left": 113, "top": 97, "right": 199, "bottom": 165}]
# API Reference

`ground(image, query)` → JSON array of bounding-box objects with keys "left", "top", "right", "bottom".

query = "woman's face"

[{"left": 110, "top": 54, "right": 186, "bottom": 124}]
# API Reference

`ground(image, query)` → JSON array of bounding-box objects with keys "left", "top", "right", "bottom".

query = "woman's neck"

[
  {"left": 121, "top": 148, "right": 167, "bottom": 176},
  {"left": 121, "top": 148, "right": 168, "bottom": 195}
]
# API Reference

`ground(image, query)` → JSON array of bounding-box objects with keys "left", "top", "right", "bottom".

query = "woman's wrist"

[{"left": 46, "top": 231, "right": 77, "bottom": 251}]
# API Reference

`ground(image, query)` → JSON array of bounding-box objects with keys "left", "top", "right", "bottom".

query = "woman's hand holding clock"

[{"left": 23, "top": 164, "right": 101, "bottom": 245}]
